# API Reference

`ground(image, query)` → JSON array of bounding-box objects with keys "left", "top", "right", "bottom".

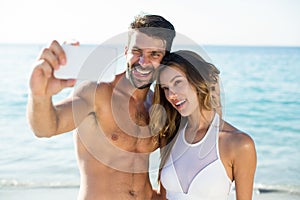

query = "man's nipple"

[{"left": 111, "top": 133, "right": 119, "bottom": 141}]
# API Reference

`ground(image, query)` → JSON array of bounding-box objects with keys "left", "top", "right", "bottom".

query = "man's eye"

[
  {"left": 151, "top": 52, "right": 162, "bottom": 58},
  {"left": 132, "top": 50, "right": 141, "bottom": 55}
]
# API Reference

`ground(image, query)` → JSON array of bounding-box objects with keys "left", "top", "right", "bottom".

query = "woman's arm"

[{"left": 233, "top": 133, "right": 257, "bottom": 200}]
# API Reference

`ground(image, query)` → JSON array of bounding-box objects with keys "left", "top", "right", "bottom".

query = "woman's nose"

[{"left": 168, "top": 88, "right": 177, "bottom": 99}]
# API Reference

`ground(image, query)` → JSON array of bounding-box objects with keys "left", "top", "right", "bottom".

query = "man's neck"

[{"left": 115, "top": 72, "right": 150, "bottom": 103}]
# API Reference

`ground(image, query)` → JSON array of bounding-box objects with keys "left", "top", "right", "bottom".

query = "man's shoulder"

[
  {"left": 95, "top": 73, "right": 125, "bottom": 95},
  {"left": 73, "top": 81, "right": 98, "bottom": 95},
  {"left": 74, "top": 80, "right": 113, "bottom": 95}
]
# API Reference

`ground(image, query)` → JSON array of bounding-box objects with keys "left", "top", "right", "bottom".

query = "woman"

[{"left": 150, "top": 50, "right": 256, "bottom": 200}]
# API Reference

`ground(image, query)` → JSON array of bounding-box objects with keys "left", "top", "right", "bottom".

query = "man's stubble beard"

[{"left": 126, "top": 63, "right": 153, "bottom": 90}]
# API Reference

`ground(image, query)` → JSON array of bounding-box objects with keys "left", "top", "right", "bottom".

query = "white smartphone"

[{"left": 54, "top": 44, "right": 118, "bottom": 81}]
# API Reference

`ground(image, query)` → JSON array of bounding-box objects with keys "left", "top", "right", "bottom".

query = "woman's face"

[{"left": 159, "top": 65, "right": 199, "bottom": 117}]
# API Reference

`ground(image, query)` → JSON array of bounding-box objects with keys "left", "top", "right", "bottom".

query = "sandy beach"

[
  {"left": 0, "top": 188, "right": 78, "bottom": 200},
  {"left": 229, "top": 191, "right": 300, "bottom": 200},
  {"left": 1, "top": 188, "right": 299, "bottom": 200}
]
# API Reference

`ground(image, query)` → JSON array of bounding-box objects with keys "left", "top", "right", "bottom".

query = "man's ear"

[{"left": 124, "top": 46, "right": 128, "bottom": 55}]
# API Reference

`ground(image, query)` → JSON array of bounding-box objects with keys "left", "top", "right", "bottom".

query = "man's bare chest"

[{"left": 83, "top": 109, "right": 155, "bottom": 154}]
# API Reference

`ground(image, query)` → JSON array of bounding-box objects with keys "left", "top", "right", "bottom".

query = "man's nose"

[{"left": 138, "top": 54, "right": 150, "bottom": 66}]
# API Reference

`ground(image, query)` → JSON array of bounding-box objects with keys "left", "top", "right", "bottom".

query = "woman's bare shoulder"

[{"left": 219, "top": 121, "right": 255, "bottom": 153}]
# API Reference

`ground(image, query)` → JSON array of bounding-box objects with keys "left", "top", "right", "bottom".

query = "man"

[{"left": 27, "top": 14, "right": 175, "bottom": 200}]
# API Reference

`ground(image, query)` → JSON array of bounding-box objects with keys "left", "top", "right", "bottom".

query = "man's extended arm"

[{"left": 27, "top": 40, "right": 78, "bottom": 137}]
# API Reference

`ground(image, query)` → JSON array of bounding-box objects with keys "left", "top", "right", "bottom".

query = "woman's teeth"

[{"left": 175, "top": 100, "right": 186, "bottom": 106}]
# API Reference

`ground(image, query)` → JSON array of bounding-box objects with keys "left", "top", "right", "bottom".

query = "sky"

[{"left": 0, "top": 0, "right": 299, "bottom": 46}]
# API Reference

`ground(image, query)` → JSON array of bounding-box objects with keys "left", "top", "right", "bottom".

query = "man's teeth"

[
  {"left": 176, "top": 100, "right": 186, "bottom": 106},
  {"left": 136, "top": 68, "right": 151, "bottom": 75}
]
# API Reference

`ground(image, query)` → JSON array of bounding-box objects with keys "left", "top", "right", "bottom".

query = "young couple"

[{"left": 27, "top": 14, "right": 256, "bottom": 200}]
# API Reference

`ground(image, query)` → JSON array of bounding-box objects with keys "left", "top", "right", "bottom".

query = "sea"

[{"left": 0, "top": 43, "right": 299, "bottom": 198}]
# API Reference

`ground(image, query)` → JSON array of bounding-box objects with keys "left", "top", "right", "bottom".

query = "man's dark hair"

[{"left": 129, "top": 14, "right": 176, "bottom": 53}]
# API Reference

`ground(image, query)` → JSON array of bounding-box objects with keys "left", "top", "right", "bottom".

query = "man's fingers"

[
  {"left": 35, "top": 59, "right": 53, "bottom": 78},
  {"left": 37, "top": 40, "right": 66, "bottom": 69},
  {"left": 39, "top": 48, "right": 60, "bottom": 70},
  {"left": 61, "top": 79, "right": 76, "bottom": 88},
  {"left": 49, "top": 40, "right": 66, "bottom": 65}
]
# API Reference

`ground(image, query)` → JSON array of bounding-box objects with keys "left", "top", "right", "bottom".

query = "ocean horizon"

[{"left": 0, "top": 43, "right": 299, "bottom": 199}]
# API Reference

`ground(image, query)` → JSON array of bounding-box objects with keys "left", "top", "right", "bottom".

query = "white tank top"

[{"left": 160, "top": 114, "right": 233, "bottom": 200}]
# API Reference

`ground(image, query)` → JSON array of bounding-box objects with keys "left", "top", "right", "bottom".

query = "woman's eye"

[
  {"left": 162, "top": 87, "right": 169, "bottom": 91},
  {"left": 174, "top": 80, "right": 182, "bottom": 86}
]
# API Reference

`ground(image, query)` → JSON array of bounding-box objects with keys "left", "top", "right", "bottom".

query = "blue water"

[{"left": 0, "top": 44, "right": 299, "bottom": 195}]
